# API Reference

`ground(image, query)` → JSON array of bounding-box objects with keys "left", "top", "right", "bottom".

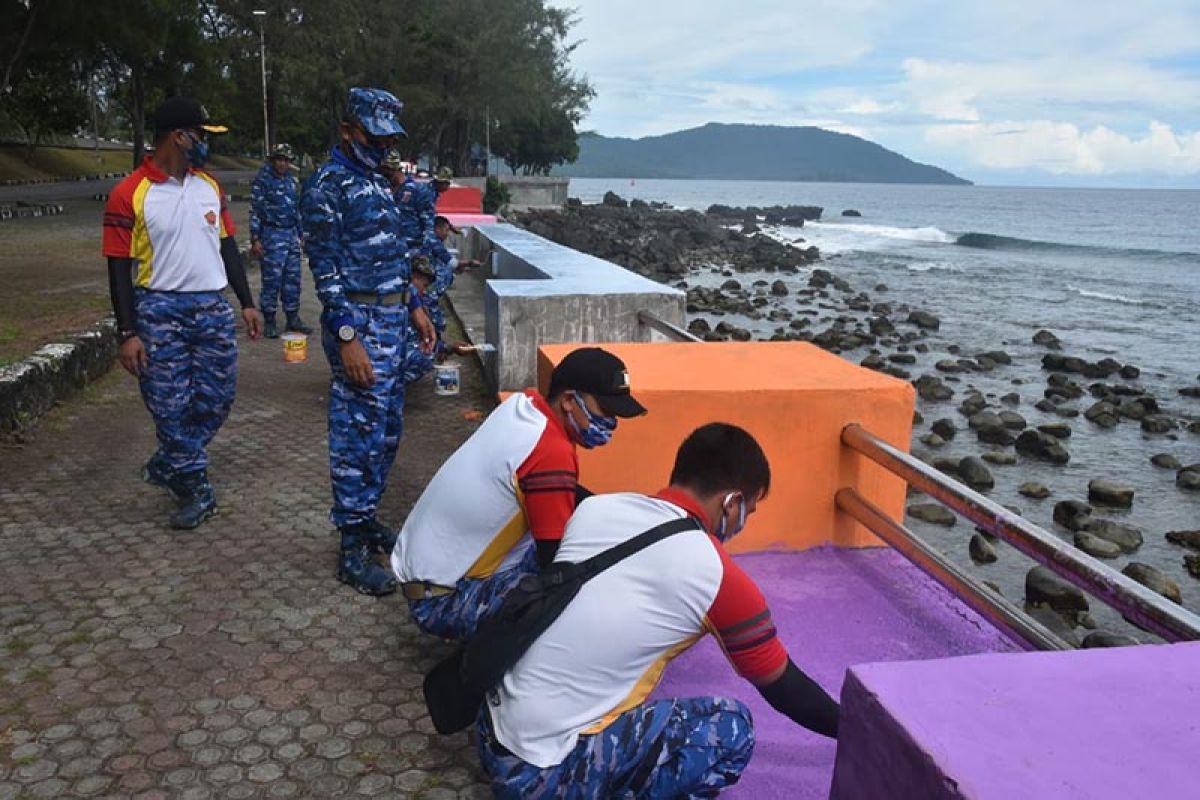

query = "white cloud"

[{"left": 925, "top": 120, "right": 1200, "bottom": 175}]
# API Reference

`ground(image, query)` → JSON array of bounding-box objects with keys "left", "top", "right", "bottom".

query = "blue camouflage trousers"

[
  {"left": 135, "top": 290, "right": 237, "bottom": 476},
  {"left": 258, "top": 226, "right": 302, "bottom": 315},
  {"left": 408, "top": 545, "right": 538, "bottom": 640},
  {"left": 478, "top": 696, "right": 755, "bottom": 799},
  {"left": 321, "top": 303, "right": 409, "bottom": 528}
]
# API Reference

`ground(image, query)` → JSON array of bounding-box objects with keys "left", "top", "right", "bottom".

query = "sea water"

[{"left": 571, "top": 178, "right": 1200, "bottom": 631}]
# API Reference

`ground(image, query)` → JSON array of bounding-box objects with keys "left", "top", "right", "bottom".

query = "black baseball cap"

[
  {"left": 549, "top": 347, "right": 647, "bottom": 418},
  {"left": 153, "top": 97, "right": 228, "bottom": 135}
]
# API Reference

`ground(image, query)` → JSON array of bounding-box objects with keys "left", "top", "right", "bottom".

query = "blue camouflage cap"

[{"left": 346, "top": 87, "right": 406, "bottom": 138}]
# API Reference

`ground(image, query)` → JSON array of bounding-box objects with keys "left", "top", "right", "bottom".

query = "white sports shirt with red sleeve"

[{"left": 488, "top": 488, "right": 788, "bottom": 768}]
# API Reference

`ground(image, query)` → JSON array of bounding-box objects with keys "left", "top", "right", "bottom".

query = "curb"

[
  {"left": 0, "top": 319, "right": 118, "bottom": 432},
  {"left": 0, "top": 202, "right": 66, "bottom": 221},
  {"left": 0, "top": 171, "right": 129, "bottom": 187}
]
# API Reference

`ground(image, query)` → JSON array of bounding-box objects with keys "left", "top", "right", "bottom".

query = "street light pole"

[{"left": 253, "top": 9, "right": 268, "bottom": 159}]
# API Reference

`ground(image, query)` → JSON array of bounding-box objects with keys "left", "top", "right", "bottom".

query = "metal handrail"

[
  {"left": 637, "top": 310, "right": 701, "bottom": 343},
  {"left": 842, "top": 423, "right": 1200, "bottom": 643},
  {"left": 837, "top": 488, "right": 1071, "bottom": 651}
]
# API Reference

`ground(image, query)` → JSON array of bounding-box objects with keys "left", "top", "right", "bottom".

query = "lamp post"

[{"left": 253, "top": 9, "right": 268, "bottom": 158}]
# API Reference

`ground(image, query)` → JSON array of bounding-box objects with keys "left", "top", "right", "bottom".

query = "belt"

[
  {"left": 346, "top": 289, "right": 410, "bottom": 306},
  {"left": 401, "top": 580, "right": 455, "bottom": 601}
]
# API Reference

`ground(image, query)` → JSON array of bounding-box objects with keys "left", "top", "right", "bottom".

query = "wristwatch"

[
  {"left": 118, "top": 329, "right": 138, "bottom": 343},
  {"left": 336, "top": 324, "right": 356, "bottom": 343}
]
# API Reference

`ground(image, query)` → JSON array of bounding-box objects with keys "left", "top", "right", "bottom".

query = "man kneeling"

[
  {"left": 477, "top": 422, "right": 839, "bottom": 798},
  {"left": 390, "top": 347, "right": 645, "bottom": 640}
]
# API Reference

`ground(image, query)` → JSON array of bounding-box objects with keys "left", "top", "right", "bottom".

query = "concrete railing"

[
  {"left": 455, "top": 176, "right": 569, "bottom": 210},
  {"left": 459, "top": 223, "right": 685, "bottom": 392}
]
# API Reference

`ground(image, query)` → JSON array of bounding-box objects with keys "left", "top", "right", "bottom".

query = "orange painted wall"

[
  {"left": 537, "top": 342, "right": 915, "bottom": 552},
  {"left": 436, "top": 186, "right": 483, "bottom": 215}
]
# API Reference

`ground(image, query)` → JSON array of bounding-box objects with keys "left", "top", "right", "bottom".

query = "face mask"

[
  {"left": 184, "top": 132, "right": 209, "bottom": 168},
  {"left": 566, "top": 391, "right": 617, "bottom": 449},
  {"left": 714, "top": 492, "right": 746, "bottom": 542},
  {"left": 350, "top": 138, "right": 387, "bottom": 170}
]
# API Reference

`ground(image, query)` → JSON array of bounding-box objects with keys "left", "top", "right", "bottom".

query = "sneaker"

[
  {"left": 142, "top": 454, "right": 183, "bottom": 500},
  {"left": 285, "top": 313, "right": 313, "bottom": 335},
  {"left": 169, "top": 474, "right": 218, "bottom": 530},
  {"left": 263, "top": 315, "right": 279, "bottom": 339},
  {"left": 337, "top": 527, "right": 398, "bottom": 596},
  {"left": 362, "top": 518, "right": 398, "bottom": 555}
]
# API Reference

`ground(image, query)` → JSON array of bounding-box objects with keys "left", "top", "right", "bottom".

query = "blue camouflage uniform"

[
  {"left": 250, "top": 162, "right": 302, "bottom": 317},
  {"left": 401, "top": 238, "right": 457, "bottom": 384},
  {"left": 394, "top": 174, "right": 436, "bottom": 248},
  {"left": 477, "top": 696, "right": 755, "bottom": 799},
  {"left": 301, "top": 88, "right": 422, "bottom": 596}
]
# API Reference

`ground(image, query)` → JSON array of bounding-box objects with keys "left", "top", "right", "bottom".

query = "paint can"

[
  {"left": 282, "top": 332, "right": 308, "bottom": 363},
  {"left": 434, "top": 364, "right": 460, "bottom": 395}
]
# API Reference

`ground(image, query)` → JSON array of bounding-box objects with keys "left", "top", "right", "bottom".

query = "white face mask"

[{"left": 714, "top": 491, "right": 746, "bottom": 541}]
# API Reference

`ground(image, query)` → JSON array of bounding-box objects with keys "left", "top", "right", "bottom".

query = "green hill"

[{"left": 556, "top": 122, "right": 971, "bottom": 185}]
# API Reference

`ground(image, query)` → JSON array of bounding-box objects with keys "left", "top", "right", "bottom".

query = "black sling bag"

[{"left": 423, "top": 515, "right": 702, "bottom": 734}]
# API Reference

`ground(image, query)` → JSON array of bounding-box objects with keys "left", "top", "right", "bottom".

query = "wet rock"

[
  {"left": 913, "top": 410, "right": 924, "bottom": 425},
  {"left": 958, "top": 457, "right": 994, "bottom": 491},
  {"left": 907, "top": 310, "right": 940, "bottom": 330},
  {"left": 1186, "top": 555, "right": 1200, "bottom": 579},
  {"left": 919, "top": 432, "right": 946, "bottom": 448},
  {"left": 601, "top": 190, "right": 628, "bottom": 207},
  {"left": 888, "top": 352, "right": 917, "bottom": 364},
  {"left": 931, "top": 457, "right": 961, "bottom": 476},
  {"left": 1177, "top": 465, "right": 1200, "bottom": 491},
  {"left": 1037, "top": 422, "right": 1072, "bottom": 439},
  {"left": 1026, "top": 605, "right": 1080, "bottom": 646},
  {"left": 1122, "top": 562, "right": 1183, "bottom": 604},
  {"left": 1026, "top": 565, "right": 1089, "bottom": 615},
  {"left": 960, "top": 393, "right": 989, "bottom": 417},
  {"left": 1152, "top": 453, "right": 1182, "bottom": 469},
  {"left": 1179, "top": 386, "right": 1200, "bottom": 398},
  {"left": 1019, "top": 482, "right": 1051, "bottom": 499},
  {"left": 931, "top": 418, "right": 957, "bottom": 441},
  {"left": 1084, "top": 400, "right": 1119, "bottom": 428},
  {"left": 1141, "top": 414, "right": 1174, "bottom": 434},
  {"left": 907, "top": 503, "right": 956, "bottom": 526},
  {"left": 1000, "top": 392, "right": 1021, "bottom": 406},
  {"left": 1087, "top": 479, "right": 1134, "bottom": 508},
  {"left": 841, "top": 209, "right": 862, "bottom": 217},
  {"left": 1034, "top": 399, "right": 1058, "bottom": 413},
  {"left": 1117, "top": 398, "right": 1151, "bottom": 420},
  {"left": 721, "top": 278, "right": 742, "bottom": 291},
  {"left": 1052, "top": 499, "right": 1093, "bottom": 531},
  {"left": 1015, "top": 429, "right": 1070, "bottom": 464},
  {"left": 860, "top": 353, "right": 886, "bottom": 370},
  {"left": 998, "top": 410, "right": 1027, "bottom": 430},
  {"left": 1119, "top": 364, "right": 1140, "bottom": 380},
  {"left": 1082, "top": 631, "right": 1140, "bottom": 648},
  {"left": 977, "top": 350, "right": 1012, "bottom": 365},
  {"left": 1032, "top": 329, "right": 1062, "bottom": 349},
  {"left": 982, "top": 451, "right": 1017, "bottom": 465},
  {"left": 1073, "top": 531, "right": 1123, "bottom": 559},
  {"left": 969, "top": 534, "right": 998, "bottom": 564},
  {"left": 1084, "top": 519, "right": 1143, "bottom": 553},
  {"left": 770, "top": 280, "right": 788, "bottom": 296},
  {"left": 914, "top": 375, "right": 953, "bottom": 401},
  {"left": 1054, "top": 406, "right": 1080, "bottom": 419},
  {"left": 687, "top": 318, "right": 712, "bottom": 335},
  {"left": 1166, "top": 530, "right": 1200, "bottom": 551}
]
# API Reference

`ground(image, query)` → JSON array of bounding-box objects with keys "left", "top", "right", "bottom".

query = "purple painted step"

[{"left": 653, "top": 547, "right": 1018, "bottom": 799}]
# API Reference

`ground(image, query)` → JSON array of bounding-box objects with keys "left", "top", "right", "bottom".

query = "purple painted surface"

[
  {"left": 831, "top": 641, "right": 1200, "bottom": 800},
  {"left": 652, "top": 546, "right": 1018, "bottom": 799}
]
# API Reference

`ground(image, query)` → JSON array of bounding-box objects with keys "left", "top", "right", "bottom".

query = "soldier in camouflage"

[
  {"left": 392, "top": 159, "right": 435, "bottom": 248},
  {"left": 250, "top": 143, "right": 311, "bottom": 338},
  {"left": 301, "top": 87, "right": 437, "bottom": 597}
]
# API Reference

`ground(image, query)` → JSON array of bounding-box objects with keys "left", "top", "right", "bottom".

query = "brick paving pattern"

[{"left": 0, "top": 290, "right": 495, "bottom": 798}]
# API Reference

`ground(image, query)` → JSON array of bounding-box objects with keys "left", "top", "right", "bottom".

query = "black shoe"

[
  {"left": 141, "top": 453, "right": 183, "bottom": 500},
  {"left": 264, "top": 316, "right": 279, "bottom": 339},
  {"left": 285, "top": 313, "right": 313, "bottom": 335},
  {"left": 337, "top": 526, "right": 398, "bottom": 596},
  {"left": 169, "top": 472, "right": 218, "bottom": 530},
  {"left": 362, "top": 518, "right": 399, "bottom": 555}
]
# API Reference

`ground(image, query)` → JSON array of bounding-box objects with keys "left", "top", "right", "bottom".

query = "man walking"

[
  {"left": 250, "top": 143, "right": 310, "bottom": 339},
  {"left": 301, "top": 87, "right": 436, "bottom": 597},
  {"left": 102, "top": 97, "right": 263, "bottom": 529}
]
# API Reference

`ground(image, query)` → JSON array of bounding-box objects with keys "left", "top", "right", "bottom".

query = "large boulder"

[
  {"left": 1019, "top": 482, "right": 1051, "bottom": 499},
  {"left": 1037, "top": 422, "right": 1072, "bottom": 439},
  {"left": 998, "top": 410, "right": 1027, "bottom": 430},
  {"left": 1141, "top": 415, "right": 1175, "bottom": 434},
  {"left": 1165, "top": 529, "right": 1200, "bottom": 551},
  {"left": 914, "top": 375, "right": 953, "bottom": 401},
  {"left": 1177, "top": 465, "right": 1200, "bottom": 491},
  {"left": 907, "top": 503, "right": 956, "bottom": 526},
  {"left": 1015, "top": 429, "right": 1070, "bottom": 464},
  {"left": 931, "top": 418, "right": 957, "bottom": 441},
  {"left": 1084, "top": 400, "right": 1119, "bottom": 428},
  {"left": 1122, "top": 562, "right": 1183, "bottom": 604},
  {"left": 982, "top": 451, "right": 1018, "bottom": 465},
  {"left": 1032, "top": 329, "right": 1062, "bottom": 349},
  {"left": 1026, "top": 565, "right": 1090, "bottom": 615},
  {"left": 601, "top": 190, "right": 628, "bottom": 207},
  {"left": 907, "top": 310, "right": 940, "bottom": 330},
  {"left": 1151, "top": 453, "right": 1182, "bottom": 470},
  {"left": 1087, "top": 479, "right": 1134, "bottom": 508},
  {"left": 1081, "top": 631, "right": 1140, "bottom": 648},
  {"left": 957, "top": 457, "right": 995, "bottom": 491},
  {"left": 1186, "top": 555, "right": 1200, "bottom": 579},
  {"left": 1052, "top": 499, "right": 1092, "bottom": 531},
  {"left": 1073, "top": 531, "right": 1122, "bottom": 559},
  {"left": 1084, "top": 518, "right": 1144, "bottom": 553}
]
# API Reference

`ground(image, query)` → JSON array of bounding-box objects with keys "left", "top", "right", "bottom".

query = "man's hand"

[
  {"left": 251, "top": 240, "right": 264, "bottom": 259},
  {"left": 412, "top": 306, "right": 437, "bottom": 354},
  {"left": 339, "top": 338, "right": 375, "bottom": 387},
  {"left": 118, "top": 336, "right": 149, "bottom": 376},
  {"left": 242, "top": 307, "right": 264, "bottom": 339}
]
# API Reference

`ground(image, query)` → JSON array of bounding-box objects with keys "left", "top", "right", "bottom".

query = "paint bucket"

[
  {"left": 282, "top": 332, "right": 308, "bottom": 363},
  {"left": 434, "top": 364, "right": 460, "bottom": 395}
]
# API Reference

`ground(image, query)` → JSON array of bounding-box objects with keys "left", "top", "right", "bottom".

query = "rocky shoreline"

[{"left": 511, "top": 195, "right": 1200, "bottom": 645}]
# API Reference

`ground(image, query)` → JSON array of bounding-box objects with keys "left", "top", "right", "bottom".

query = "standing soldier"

[
  {"left": 250, "top": 143, "right": 310, "bottom": 339},
  {"left": 301, "top": 88, "right": 437, "bottom": 596},
  {"left": 391, "top": 154, "right": 429, "bottom": 248},
  {"left": 102, "top": 97, "right": 263, "bottom": 529}
]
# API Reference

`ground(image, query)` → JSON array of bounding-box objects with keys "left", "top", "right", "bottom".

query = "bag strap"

[{"left": 568, "top": 515, "right": 703, "bottom": 583}]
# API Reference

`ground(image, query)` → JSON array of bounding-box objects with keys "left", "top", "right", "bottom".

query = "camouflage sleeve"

[
  {"left": 249, "top": 170, "right": 265, "bottom": 241},
  {"left": 419, "top": 184, "right": 437, "bottom": 240},
  {"left": 300, "top": 174, "right": 349, "bottom": 320}
]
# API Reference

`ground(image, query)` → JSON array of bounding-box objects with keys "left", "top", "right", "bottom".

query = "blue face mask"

[
  {"left": 350, "top": 138, "right": 387, "bottom": 170},
  {"left": 184, "top": 132, "right": 209, "bottom": 168},
  {"left": 714, "top": 492, "right": 747, "bottom": 542},
  {"left": 566, "top": 391, "right": 617, "bottom": 449}
]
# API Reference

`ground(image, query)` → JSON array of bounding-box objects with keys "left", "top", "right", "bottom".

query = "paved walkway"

[{"left": 0, "top": 276, "right": 495, "bottom": 798}]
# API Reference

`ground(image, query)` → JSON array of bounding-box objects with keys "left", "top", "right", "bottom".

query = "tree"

[{"left": 0, "top": 52, "right": 89, "bottom": 162}]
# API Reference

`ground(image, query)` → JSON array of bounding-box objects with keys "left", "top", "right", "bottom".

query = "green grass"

[{"left": 0, "top": 143, "right": 259, "bottom": 182}]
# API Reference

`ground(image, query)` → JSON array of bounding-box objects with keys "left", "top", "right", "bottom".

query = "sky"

[{"left": 556, "top": 0, "right": 1200, "bottom": 187}]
